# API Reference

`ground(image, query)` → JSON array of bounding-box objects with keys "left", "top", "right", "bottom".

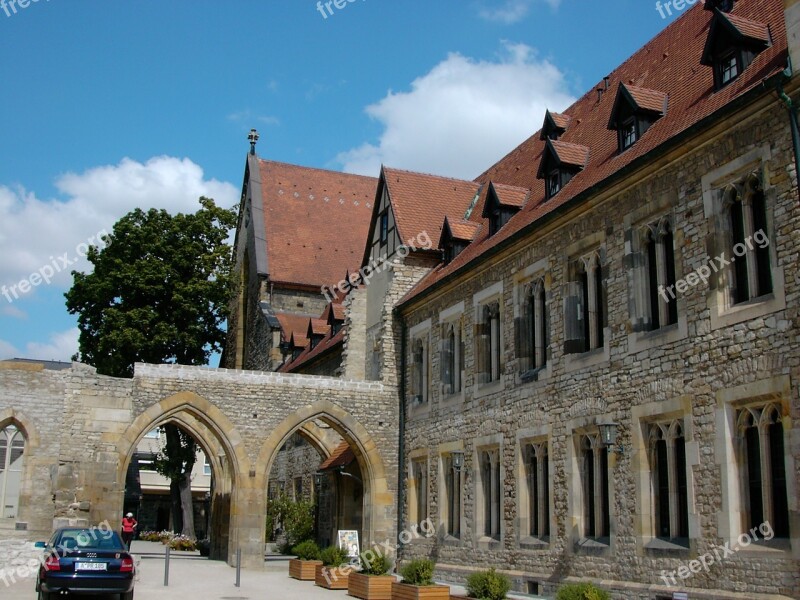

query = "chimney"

[{"left": 786, "top": 0, "right": 800, "bottom": 74}]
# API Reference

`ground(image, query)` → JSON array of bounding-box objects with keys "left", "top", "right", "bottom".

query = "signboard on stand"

[{"left": 338, "top": 530, "right": 359, "bottom": 558}]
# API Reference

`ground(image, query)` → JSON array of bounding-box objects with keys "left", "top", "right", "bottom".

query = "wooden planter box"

[
  {"left": 392, "top": 581, "right": 451, "bottom": 600},
  {"left": 289, "top": 558, "right": 323, "bottom": 580},
  {"left": 315, "top": 563, "right": 350, "bottom": 589},
  {"left": 348, "top": 571, "right": 395, "bottom": 600}
]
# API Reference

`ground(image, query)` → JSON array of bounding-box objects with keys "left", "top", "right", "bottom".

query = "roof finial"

[{"left": 248, "top": 128, "right": 260, "bottom": 155}]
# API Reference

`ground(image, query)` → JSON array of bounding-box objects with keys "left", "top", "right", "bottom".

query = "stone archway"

[
  {"left": 255, "top": 399, "right": 393, "bottom": 554},
  {"left": 116, "top": 391, "right": 248, "bottom": 564}
]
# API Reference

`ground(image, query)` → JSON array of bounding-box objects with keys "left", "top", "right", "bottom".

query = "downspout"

[
  {"left": 776, "top": 62, "right": 800, "bottom": 203},
  {"left": 396, "top": 312, "right": 407, "bottom": 561}
]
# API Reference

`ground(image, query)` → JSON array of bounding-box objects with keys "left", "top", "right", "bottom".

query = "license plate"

[{"left": 76, "top": 562, "right": 107, "bottom": 571}]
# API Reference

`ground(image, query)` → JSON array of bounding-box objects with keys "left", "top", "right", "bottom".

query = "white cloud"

[
  {"left": 0, "top": 156, "right": 238, "bottom": 296},
  {"left": 478, "top": 0, "right": 560, "bottom": 24},
  {"left": 0, "top": 328, "right": 79, "bottom": 362},
  {"left": 336, "top": 42, "right": 575, "bottom": 180},
  {"left": 0, "top": 305, "right": 26, "bottom": 319}
]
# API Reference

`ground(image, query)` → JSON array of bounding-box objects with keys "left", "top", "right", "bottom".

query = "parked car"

[{"left": 34, "top": 527, "right": 135, "bottom": 600}]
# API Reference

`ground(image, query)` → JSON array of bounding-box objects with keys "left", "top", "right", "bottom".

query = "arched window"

[{"left": 0, "top": 425, "right": 25, "bottom": 519}]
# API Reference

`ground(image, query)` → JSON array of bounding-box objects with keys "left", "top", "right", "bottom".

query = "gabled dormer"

[
  {"left": 482, "top": 182, "right": 528, "bottom": 236},
  {"left": 536, "top": 139, "right": 589, "bottom": 199},
  {"left": 307, "top": 319, "right": 329, "bottom": 350},
  {"left": 607, "top": 83, "right": 667, "bottom": 153},
  {"left": 540, "top": 110, "right": 571, "bottom": 141},
  {"left": 440, "top": 217, "right": 480, "bottom": 264},
  {"left": 323, "top": 302, "right": 346, "bottom": 336},
  {"left": 701, "top": 9, "right": 771, "bottom": 90},
  {"left": 288, "top": 331, "right": 308, "bottom": 361}
]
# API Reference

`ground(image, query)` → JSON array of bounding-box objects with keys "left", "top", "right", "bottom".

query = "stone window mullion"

[
  {"left": 583, "top": 256, "right": 599, "bottom": 350},
  {"left": 592, "top": 440, "right": 603, "bottom": 536},
  {"left": 655, "top": 229, "right": 671, "bottom": 328},
  {"left": 758, "top": 422, "right": 774, "bottom": 527},
  {"left": 666, "top": 437, "right": 679, "bottom": 538},
  {"left": 536, "top": 446, "right": 546, "bottom": 537},
  {"left": 533, "top": 282, "right": 545, "bottom": 368},
  {"left": 741, "top": 196, "right": 760, "bottom": 299}
]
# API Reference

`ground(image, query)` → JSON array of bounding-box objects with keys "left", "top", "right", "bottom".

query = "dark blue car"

[{"left": 35, "top": 527, "right": 135, "bottom": 600}]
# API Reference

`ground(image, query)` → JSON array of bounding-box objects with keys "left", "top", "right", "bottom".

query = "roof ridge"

[
  {"left": 259, "top": 158, "right": 378, "bottom": 181},
  {"left": 383, "top": 165, "right": 478, "bottom": 185}
]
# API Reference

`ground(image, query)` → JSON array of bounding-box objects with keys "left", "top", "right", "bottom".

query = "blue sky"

[{"left": 0, "top": 0, "right": 684, "bottom": 363}]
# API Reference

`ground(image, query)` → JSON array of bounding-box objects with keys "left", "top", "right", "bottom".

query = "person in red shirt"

[{"left": 121, "top": 513, "right": 137, "bottom": 549}]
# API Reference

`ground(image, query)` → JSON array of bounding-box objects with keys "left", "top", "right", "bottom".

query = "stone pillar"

[
  {"left": 341, "top": 287, "right": 368, "bottom": 380},
  {"left": 786, "top": 0, "right": 800, "bottom": 75},
  {"left": 229, "top": 481, "right": 266, "bottom": 569}
]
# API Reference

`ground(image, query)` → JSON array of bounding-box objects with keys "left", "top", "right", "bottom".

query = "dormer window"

[
  {"left": 540, "top": 110, "right": 571, "bottom": 142},
  {"left": 607, "top": 83, "right": 667, "bottom": 153},
  {"left": 701, "top": 10, "right": 770, "bottom": 90},
  {"left": 379, "top": 211, "right": 389, "bottom": 245},
  {"left": 536, "top": 140, "right": 589, "bottom": 200},
  {"left": 440, "top": 217, "right": 479, "bottom": 264},
  {"left": 482, "top": 182, "right": 527, "bottom": 236}
]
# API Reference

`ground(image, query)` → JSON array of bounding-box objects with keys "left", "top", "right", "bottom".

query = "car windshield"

[{"left": 56, "top": 529, "right": 124, "bottom": 551}]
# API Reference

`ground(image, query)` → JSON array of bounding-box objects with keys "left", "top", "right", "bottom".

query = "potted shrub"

[
  {"left": 315, "top": 545, "right": 350, "bottom": 590},
  {"left": 288, "top": 540, "right": 322, "bottom": 580},
  {"left": 348, "top": 549, "right": 394, "bottom": 600},
  {"left": 392, "top": 558, "right": 449, "bottom": 600},
  {"left": 197, "top": 538, "right": 210, "bottom": 557},
  {"left": 556, "top": 582, "right": 611, "bottom": 600},
  {"left": 454, "top": 568, "right": 511, "bottom": 599}
]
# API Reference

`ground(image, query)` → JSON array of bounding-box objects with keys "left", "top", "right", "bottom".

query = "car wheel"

[
  {"left": 121, "top": 590, "right": 134, "bottom": 600},
  {"left": 38, "top": 590, "right": 51, "bottom": 600}
]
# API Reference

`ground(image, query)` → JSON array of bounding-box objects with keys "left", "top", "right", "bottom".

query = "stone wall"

[{"left": 398, "top": 97, "right": 800, "bottom": 598}]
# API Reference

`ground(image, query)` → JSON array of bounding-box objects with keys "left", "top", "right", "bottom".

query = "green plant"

[
  {"left": 320, "top": 545, "right": 349, "bottom": 567},
  {"left": 466, "top": 568, "right": 511, "bottom": 600},
  {"left": 168, "top": 535, "right": 197, "bottom": 551},
  {"left": 266, "top": 493, "right": 315, "bottom": 548},
  {"left": 399, "top": 558, "right": 435, "bottom": 586},
  {"left": 360, "top": 549, "right": 392, "bottom": 576},
  {"left": 556, "top": 583, "right": 611, "bottom": 600},
  {"left": 292, "top": 540, "right": 321, "bottom": 561}
]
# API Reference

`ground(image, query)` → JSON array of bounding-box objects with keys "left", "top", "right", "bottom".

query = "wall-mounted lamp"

[
  {"left": 451, "top": 451, "right": 464, "bottom": 472},
  {"left": 337, "top": 465, "right": 362, "bottom": 485},
  {"left": 314, "top": 472, "right": 323, "bottom": 488},
  {"left": 597, "top": 422, "right": 625, "bottom": 455}
]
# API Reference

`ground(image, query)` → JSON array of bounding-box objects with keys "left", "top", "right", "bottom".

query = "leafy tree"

[
  {"left": 266, "top": 492, "right": 315, "bottom": 551},
  {"left": 65, "top": 196, "right": 237, "bottom": 378},
  {"left": 153, "top": 424, "right": 198, "bottom": 539}
]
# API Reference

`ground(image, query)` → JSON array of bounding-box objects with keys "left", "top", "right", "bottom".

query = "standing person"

[{"left": 121, "top": 513, "right": 137, "bottom": 549}]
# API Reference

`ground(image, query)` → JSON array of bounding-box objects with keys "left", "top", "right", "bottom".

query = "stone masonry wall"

[{"left": 399, "top": 97, "right": 800, "bottom": 598}]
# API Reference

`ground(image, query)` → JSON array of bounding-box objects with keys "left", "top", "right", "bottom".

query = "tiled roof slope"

[
  {"left": 382, "top": 167, "right": 481, "bottom": 248},
  {"left": 276, "top": 312, "right": 315, "bottom": 343},
  {"left": 258, "top": 160, "right": 378, "bottom": 289},
  {"left": 319, "top": 440, "right": 355, "bottom": 470},
  {"left": 400, "top": 0, "right": 787, "bottom": 306},
  {"left": 278, "top": 327, "right": 344, "bottom": 373}
]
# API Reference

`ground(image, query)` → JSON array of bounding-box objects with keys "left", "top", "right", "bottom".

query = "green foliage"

[
  {"left": 556, "top": 583, "right": 611, "bottom": 600},
  {"left": 320, "top": 545, "right": 348, "bottom": 567},
  {"left": 399, "top": 558, "right": 435, "bottom": 586},
  {"left": 266, "top": 493, "right": 315, "bottom": 549},
  {"left": 167, "top": 535, "right": 197, "bottom": 551},
  {"left": 153, "top": 424, "right": 196, "bottom": 481},
  {"left": 466, "top": 568, "right": 511, "bottom": 600},
  {"left": 292, "top": 540, "right": 320, "bottom": 561},
  {"left": 65, "top": 197, "right": 237, "bottom": 378},
  {"left": 360, "top": 549, "right": 392, "bottom": 576}
]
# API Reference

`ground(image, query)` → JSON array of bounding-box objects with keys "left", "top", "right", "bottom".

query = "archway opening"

[{"left": 265, "top": 419, "right": 365, "bottom": 555}]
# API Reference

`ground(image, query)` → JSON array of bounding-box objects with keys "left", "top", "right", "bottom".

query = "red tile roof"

[
  {"left": 399, "top": 0, "right": 788, "bottom": 307},
  {"left": 549, "top": 140, "right": 591, "bottom": 169},
  {"left": 382, "top": 167, "right": 482, "bottom": 248},
  {"left": 319, "top": 440, "right": 355, "bottom": 470},
  {"left": 491, "top": 182, "right": 529, "bottom": 208},
  {"left": 308, "top": 318, "right": 330, "bottom": 338},
  {"left": 725, "top": 12, "right": 772, "bottom": 42},
  {"left": 278, "top": 327, "right": 345, "bottom": 373},
  {"left": 622, "top": 84, "right": 669, "bottom": 114},
  {"left": 445, "top": 217, "right": 481, "bottom": 243},
  {"left": 276, "top": 312, "right": 314, "bottom": 343},
  {"left": 257, "top": 160, "right": 378, "bottom": 289},
  {"left": 321, "top": 302, "right": 346, "bottom": 323},
  {"left": 549, "top": 111, "right": 571, "bottom": 130}
]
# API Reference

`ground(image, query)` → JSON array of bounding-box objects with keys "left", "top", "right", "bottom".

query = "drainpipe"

[
  {"left": 396, "top": 313, "right": 407, "bottom": 560},
  {"left": 776, "top": 69, "right": 800, "bottom": 203}
]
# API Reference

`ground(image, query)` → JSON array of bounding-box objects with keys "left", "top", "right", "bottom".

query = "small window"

[
  {"left": 719, "top": 50, "right": 739, "bottom": 86},
  {"left": 620, "top": 117, "right": 638, "bottom": 150},
  {"left": 379, "top": 212, "right": 389, "bottom": 245},
  {"left": 203, "top": 455, "right": 211, "bottom": 476},
  {"left": 547, "top": 170, "right": 561, "bottom": 198}
]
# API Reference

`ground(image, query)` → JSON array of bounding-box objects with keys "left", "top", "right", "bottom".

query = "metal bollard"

[
  {"left": 235, "top": 548, "right": 241, "bottom": 587},
  {"left": 164, "top": 545, "right": 170, "bottom": 587}
]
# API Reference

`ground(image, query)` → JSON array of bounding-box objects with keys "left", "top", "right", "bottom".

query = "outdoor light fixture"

[
  {"left": 597, "top": 422, "right": 625, "bottom": 455},
  {"left": 314, "top": 472, "right": 323, "bottom": 487},
  {"left": 451, "top": 451, "right": 464, "bottom": 472}
]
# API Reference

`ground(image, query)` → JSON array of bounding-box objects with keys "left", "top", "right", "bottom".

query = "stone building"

[{"left": 376, "top": 1, "right": 800, "bottom": 598}]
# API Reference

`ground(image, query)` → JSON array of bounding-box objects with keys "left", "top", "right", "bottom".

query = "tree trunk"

[
  {"left": 179, "top": 474, "right": 195, "bottom": 539},
  {"left": 170, "top": 479, "right": 183, "bottom": 534}
]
